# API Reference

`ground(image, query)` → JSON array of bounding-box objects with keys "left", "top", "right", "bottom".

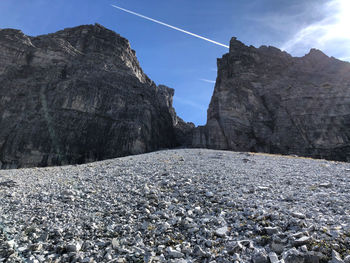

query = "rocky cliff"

[
  {"left": 194, "top": 38, "right": 350, "bottom": 162},
  {"left": 0, "top": 24, "right": 181, "bottom": 168}
]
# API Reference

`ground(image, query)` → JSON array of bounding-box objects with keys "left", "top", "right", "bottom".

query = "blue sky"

[{"left": 1, "top": 0, "right": 349, "bottom": 125}]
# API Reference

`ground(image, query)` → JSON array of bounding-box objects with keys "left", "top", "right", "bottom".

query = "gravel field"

[{"left": 0, "top": 149, "right": 350, "bottom": 263}]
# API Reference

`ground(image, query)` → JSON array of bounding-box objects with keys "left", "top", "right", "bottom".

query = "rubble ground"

[{"left": 0, "top": 149, "right": 349, "bottom": 263}]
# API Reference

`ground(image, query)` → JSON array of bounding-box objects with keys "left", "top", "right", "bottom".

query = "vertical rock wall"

[
  {"left": 193, "top": 38, "right": 350, "bottom": 162},
  {"left": 0, "top": 24, "right": 179, "bottom": 168}
]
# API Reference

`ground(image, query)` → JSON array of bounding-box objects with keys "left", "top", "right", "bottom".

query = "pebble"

[
  {"left": 215, "top": 226, "right": 228, "bottom": 237},
  {"left": 332, "top": 250, "right": 345, "bottom": 263},
  {"left": 291, "top": 212, "right": 306, "bottom": 219},
  {"left": 166, "top": 247, "right": 184, "bottom": 258},
  {"left": 0, "top": 149, "right": 349, "bottom": 262},
  {"left": 293, "top": 236, "right": 311, "bottom": 246},
  {"left": 205, "top": 191, "right": 214, "bottom": 198},
  {"left": 66, "top": 242, "right": 82, "bottom": 252},
  {"left": 252, "top": 249, "right": 269, "bottom": 263},
  {"left": 264, "top": 226, "right": 279, "bottom": 235},
  {"left": 271, "top": 241, "right": 285, "bottom": 254},
  {"left": 268, "top": 252, "right": 279, "bottom": 263}
]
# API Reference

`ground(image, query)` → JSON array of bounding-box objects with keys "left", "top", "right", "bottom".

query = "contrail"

[
  {"left": 200, "top": 78, "right": 216, "bottom": 84},
  {"left": 111, "top": 4, "right": 229, "bottom": 49}
]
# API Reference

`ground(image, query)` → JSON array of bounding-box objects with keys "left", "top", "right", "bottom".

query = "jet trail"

[{"left": 111, "top": 4, "right": 229, "bottom": 49}]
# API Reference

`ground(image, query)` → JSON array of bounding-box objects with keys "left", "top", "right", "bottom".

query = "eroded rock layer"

[
  {"left": 194, "top": 38, "right": 350, "bottom": 161},
  {"left": 0, "top": 24, "right": 179, "bottom": 168}
]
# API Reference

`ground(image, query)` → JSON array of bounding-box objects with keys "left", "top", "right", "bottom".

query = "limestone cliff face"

[
  {"left": 194, "top": 38, "right": 350, "bottom": 161},
  {"left": 0, "top": 24, "right": 179, "bottom": 168}
]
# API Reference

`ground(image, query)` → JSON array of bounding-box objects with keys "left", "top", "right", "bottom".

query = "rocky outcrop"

[
  {"left": 3, "top": 25, "right": 349, "bottom": 167},
  {"left": 0, "top": 24, "right": 181, "bottom": 168},
  {"left": 194, "top": 37, "right": 350, "bottom": 162}
]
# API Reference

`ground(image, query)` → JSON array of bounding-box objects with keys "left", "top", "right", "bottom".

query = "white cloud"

[
  {"left": 339, "top": 57, "right": 350, "bottom": 62},
  {"left": 199, "top": 78, "right": 216, "bottom": 84},
  {"left": 281, "top": 0, "right": 350, "bottom": 60},
  {"left": 174, "top": 96, "right": 207, "bottom": 111}
]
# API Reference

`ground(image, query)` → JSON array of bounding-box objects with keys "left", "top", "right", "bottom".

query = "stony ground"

[{"left": 0, "top": 149, "right": 350, "bottom": 263}]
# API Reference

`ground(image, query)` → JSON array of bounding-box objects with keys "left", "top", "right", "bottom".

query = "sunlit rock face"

[
  {"left": 193, "top": 37, "right": 350, "bottom": 161},
  {"left": 0, "top": 24, "right": 180, "bottom": 168}
]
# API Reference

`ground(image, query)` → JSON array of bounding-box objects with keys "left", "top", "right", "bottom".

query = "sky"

[{"left": 1, "top": 0, "right": 349, "bottom": 125}]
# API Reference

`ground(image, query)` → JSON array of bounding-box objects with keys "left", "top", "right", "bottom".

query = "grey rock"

[
  {"left": 0, "top": 24, "right": 183, "bottom": 169},
  {"left": 112, "top": 238, "right": 120, "bottom": 249},
  {"left": 232, "top": 253, "right": 241, "bottom": 261},
  {"left": 303, "top": 251, "right": 324, "bottom": 263},
  {"left": 271, "top": 241, "right": 285, "bottom": 254},
  {"left": 171, "top": 260, "right": 188, "bottom": 263},
  {"left": 215, "top": 226, "right": 228, "bottom": 237},
  {"left": 173, "top": 117, "right": 195, "bottom": 147},
  {"left": 166, "top": 247, "right": 184, "bottom": 258},
  {"left": 66, "top": 242, "right": 82, "bottom": 252},
  {"left": 293, "top": 236, "right": 311, "bottom": 247},
  {"left": 104, "top": 252, "right": 112, "bottom": 260},
  {"left": 291, "top": 212, "right": 306, "bottom": 219},
  {"left": 36, "top": 255, "right": 46, "bottom": 262},
  {"left": 27, "top": 259, "right": 39, "bottom": 263},
  {"left": 264, "top": 226, "right": 279, "bottom": 235},
  {"left": 269, "top": 252, "right": 279, "bottom": 263},
  {"left": 282, "top": 248, "right": 305, "bottom": 263},
  {"left": 204, "top": 240, "right": 212, "bottom": 248},
  {"left": 331, "top": 250, "right": 345, "bottom": 263},
  {"left": 193, "top": 245, "right": 209, "bottom": 258},
  {"left": 0, "top": 149, "right": 349, "bottom": 263},
  {"left": 344, "top": 255, "right": 350, "bottom": 263},
  {"left": 205, "top": 191, "right": 214, "bottom": 198},
  {"left": 30, "top": 243, "right": 43, "bottom": 251},
  {"left": 191, "top": 37, "right": 350, "bottom": 162},
  {"left": 252, "top": 250, "right": 269, "bottom": 263},
  {"left": 17, "top": 246, "right": 27, "bottom": 253},
  {"left": 300, "top": 245, "right": 308, "bottom": 252},
  {"left": 6, "top": 240, "right": 15, "bottom": 249},
  {"left": 319, "top": 182, "right": 332, "bottom": 188},
  {"left": 226, "top": 241, "right": 244, "bottom": 254}
]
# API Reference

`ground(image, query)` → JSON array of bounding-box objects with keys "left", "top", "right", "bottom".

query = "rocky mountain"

[
  {"left": 193, "top": 38, "right": 350, "bottom": 162},
  {"left": 2, "top": 24, "right": 350, "bottom": 168},
  {"left": 0, "top": 24, "right": 185, "bottom": 169}
]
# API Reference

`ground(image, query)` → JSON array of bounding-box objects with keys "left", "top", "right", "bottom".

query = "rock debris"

[{"left": 0, "top": 149, "right": 349, "bottom": 262}]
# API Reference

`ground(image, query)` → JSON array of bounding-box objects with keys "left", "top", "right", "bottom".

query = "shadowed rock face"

[
  {"left": 2, "top": 25, "right": 349, "bottom": 167},
  {"left": 0, "top": 24, "right": 180, "bottom": 168},
  {"left": 193, "top": 37, "right": 350, "bottom": 162}
]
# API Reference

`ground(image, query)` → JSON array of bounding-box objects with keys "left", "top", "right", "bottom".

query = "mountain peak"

[
  {"left": 229, "top": 37, "right": 249, "bottom": 53},
  {"left": 305, "top": 48, "right": 328, "bottom": 59}
]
